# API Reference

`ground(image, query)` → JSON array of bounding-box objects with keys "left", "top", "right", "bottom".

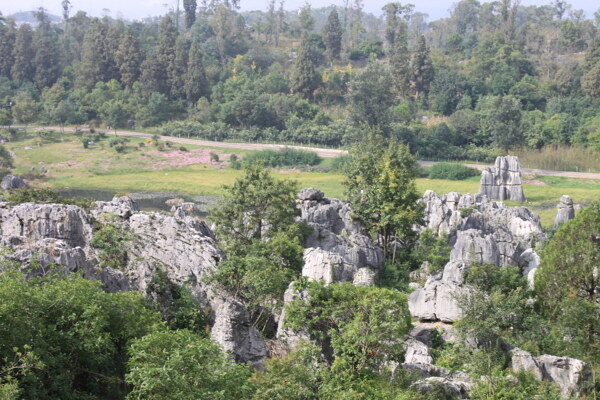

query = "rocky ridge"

[{"left": 0, "top": 197, "right": 266, "bottom": 367}]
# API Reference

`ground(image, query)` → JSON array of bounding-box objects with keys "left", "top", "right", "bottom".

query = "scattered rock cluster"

[{"left": 479, "top": 155, "right": 526, "bottom": 202}]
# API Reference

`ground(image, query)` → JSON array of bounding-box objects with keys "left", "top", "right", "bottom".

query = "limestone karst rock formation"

[
  {"left": 409, "top": 191, "right": 544, "bottom": 322},
  {"left": 479, "top": 155, "right": 526, "bottom": 202},
  {"left": 554, "top": 194, "right": 575, "bottom": 227},
  {"left": 296, "top": 188, "right": 383, "bottom": 286},
  {"left": 277, "top": 188, "right": 385, "bottom": 345},
  {"left": 0, "top": 197, "right": 266, "bottom": 367}
]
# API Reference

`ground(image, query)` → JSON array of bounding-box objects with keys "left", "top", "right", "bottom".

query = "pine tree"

[
  {"left": 11, "top": 24, "right": 35, "bottom": 82},
  {"left": 0, "top": 19, "right": 16, "bottom": 78},
  {"left": 116, "top": 27, "right": 143, "bottom": 88},
  {"left": 183, "top": 0, "right": 197, "bottom": 29},
  {"left": 323, "top": 8, "right": 342, "bottom": 63},
  {"left": 410, "top": 35, "right": 434, "bottom": 100},
  {"left": 292, "top": 35, "right": 320, "bottom": 98},
  {"left": 582, "top": 37, "right": 600, "bottom": 99},
  {"left": 171, "top": 37, "right": 189, "bottom": 99},
  {"left": 298, "top": 3, "right": 315, "bottom": 32},
  {"left": 157, "top": 15, "right": 178, "bottom": 96},
  {"left": 185, "top": 40, "right": 208, "bottom": 104},
  {"left": 390, "top": 23, "right": 410, "bottom": 96},
  {"left": 76, "top": 19, "right": 112, "bottom": 89},
  {"left": 33, "top": 11, "right": 61, "bottom": 89}
]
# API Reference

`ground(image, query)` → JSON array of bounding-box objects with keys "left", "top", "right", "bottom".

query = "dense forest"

[{"left": 0, "top": 0, "right": 599, "bottom": 162}]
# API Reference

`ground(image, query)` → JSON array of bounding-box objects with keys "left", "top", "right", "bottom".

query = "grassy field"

[{"left": 6, "top": 130, "right": 600, "bottom": 228}]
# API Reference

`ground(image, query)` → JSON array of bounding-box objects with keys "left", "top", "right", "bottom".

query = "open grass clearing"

[{"left": 6, "top": 131, "right": 599, "bottom": 228}]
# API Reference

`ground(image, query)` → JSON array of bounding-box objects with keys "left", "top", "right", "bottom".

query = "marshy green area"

[{"left": 6, "top": 130, "right": 600, "bottom": 227}]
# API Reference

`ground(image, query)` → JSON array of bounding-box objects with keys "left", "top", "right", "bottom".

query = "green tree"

[
  {"left": 100, "top": 99, "right": 127, "bottom": 133},
  {"left": 346, "top": 61, "right": 395, "bottom": 132},
  {"left": 185, "top": 39, "right": 209, "bottom": 104},
  {"left": 156, "top": 15, "right": 178, "bottom": 96},
  {"left": 410, "top": 35, "right": 434, "bottom": 100},
  {"left": 183, "top": 0, "right": 197, "bottom": 29},
  {"left": 0, "top": 271, "right": 162, "bottom": 399},
  {"left": 285, "top": 282, "right": 411, "bottom": 374},
  {"left": 210, "top": 163, "right": 298, "bottom": 246},
  {"left": 344, "top": 136, "right": 423, "bottom": 259},
  {"left": 126, "top": 330, "right": 254, "bottom": 400},
  {"left": 298, "top": 2, "right": 315, "bottom": 32},
  {"left": 389, "top": 22, "right": 410, "bottom": 96},
  {"left": 11, "top": 92, "right": 37, "bottom": 126},
  {"left": 116, "top": 26, "right": 143, "bottom": 88},
  {"left": 322, "top": 8, "right": 342, "bottom": 63},
  {"left": 477, "top": 95, "right": 523, "bottom": 151},
  {"left": 292, "top": 34, "right": 321, "bottom": 98},
  {"left": 535, "top": 203, "right": 600, "bottom": 360},
  {"left": 76, "top": 19, "right": 113, "bottom": 89},
  {"left": 0, "top": 19, "right": 16, "bottom": 79},
  {"left": 32, "top": 13, "right": 61, "bottom": 89},
  {"left": 11, "top": 24, "right": 35, "bottom": 83}
]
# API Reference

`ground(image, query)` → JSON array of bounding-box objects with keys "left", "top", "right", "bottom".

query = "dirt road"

[{"left": 18, "top": 126, "right": 600, "bottom": 180}]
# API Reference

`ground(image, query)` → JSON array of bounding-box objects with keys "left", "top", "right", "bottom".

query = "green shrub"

[
  {"left": 90, "top": 223, "right": 133, "bottom": 270},
  {"left": 5, "top": 188, "right": 93, "bottom": 210},
  {"left": 243, "top": 148, "right": 322, "bottom": 168},
  {"left": 428, "top": 162, "right": 479, "bottom": 180},
  {"left": 331, "top": 154, "right": 351, "bottom": 171}
]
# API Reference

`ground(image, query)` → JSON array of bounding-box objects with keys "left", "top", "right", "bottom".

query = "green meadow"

[{"left": 6, "top": 131, "right": 599, "bottom": 228}]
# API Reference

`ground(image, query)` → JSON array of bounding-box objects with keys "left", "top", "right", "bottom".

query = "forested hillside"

[{"left": 0, "top": 0, "right": 599, "bottom": 165}]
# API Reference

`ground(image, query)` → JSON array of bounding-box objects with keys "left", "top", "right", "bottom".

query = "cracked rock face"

[
  {"left": 297, "top": 189, "right": 383, "bottom": 284},
  {"left": 0, "top": 197, "right": 266, "bottom": 367},
  {"left": 479, "top": 155, "right": 526, "bottom": 202}
]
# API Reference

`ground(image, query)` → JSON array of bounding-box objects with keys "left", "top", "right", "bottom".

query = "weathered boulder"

[
  {"left": 298, "top": 187, "right": 325, "bottom": 201},
  {"left": 479, "top": 155, "right": 526, "bottom": 202},
  {"left": 1, "top": 175, "right": 27, "bottom": 191},
  {"left": 404, "top": 338, "right": 434, "bottom": 365},
  {"left": 92, "top": 196, "right": 139, "bottom": 219},
  {"left": 554, "top": 195, "right": 575, "bottom": 227},
  {"left": 510, "top": 347, "right": 543, "bottom": 380},
  {"left": 410, "top": 377, "right": 472, "bottom": 399},
  {"left": 537, "top": 355, "right": 592, "bottom": 398},
  {"left": 408, "top": 275, "right": 468, "bottom": 323},
  {"left": 510, "top": 347, "right": 592, "bottom": 397},
  {"left": 210, "top": 295, "right": 268, "bottom": 368}
]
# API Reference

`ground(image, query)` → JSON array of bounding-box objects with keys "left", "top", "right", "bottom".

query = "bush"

[
  {"left": 242, "top": 148, "right": 322, "bottom": 168},
  {"left": 179, "top": 146, "right": 188, "bottom": 152},
  {"left": 90, "top": 222, "right": 133, "bottom": 270},
  {"left": 428, "top": 162, "right": 479, "bottom": 180},
  {"left": 5, "top": 188, "right": 93, "bottom": 210}
]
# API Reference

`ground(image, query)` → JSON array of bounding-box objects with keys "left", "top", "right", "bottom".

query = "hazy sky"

[{"left": 0, "top": 0, "right": 597, "bottom": 22}]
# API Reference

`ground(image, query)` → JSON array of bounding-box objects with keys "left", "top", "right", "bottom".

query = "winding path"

[{"left": 17, "top": 126, "right": 600, "bottom": 180}]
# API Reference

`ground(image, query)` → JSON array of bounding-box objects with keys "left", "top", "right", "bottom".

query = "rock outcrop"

[
  {"left": 1, "top": 175, "right": 27, "bottom": 191},
  {"left": 479, "top": 156, "right": 526, "bottom": 202},
  {"left": 296, "top": 188, "right": 383, "bottom": 285},
  {"left": 554, "top": 195, "right": 575, "bottom": 227},
  {"left": 510, "top": 347, "right": 592, "bottom": 397},
  {"left": 0, "top": 197, "right": 266, "bottom": 367},
  {"left": 410, "top": 191, "right": 544, "bottom": 322}
]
